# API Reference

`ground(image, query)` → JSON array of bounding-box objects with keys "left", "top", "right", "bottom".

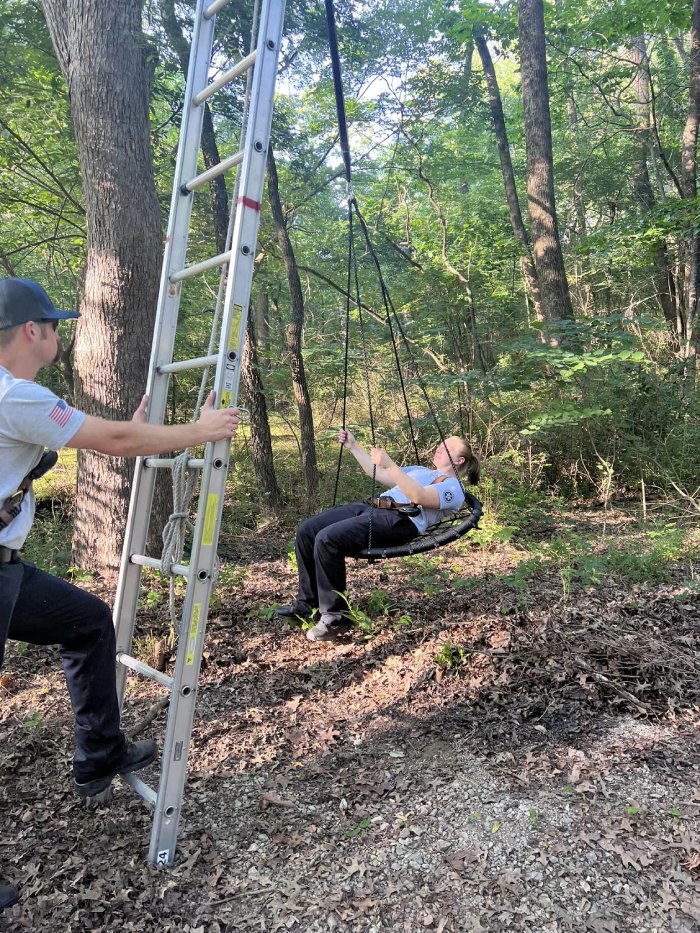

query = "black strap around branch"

[{"left": 324, "top": 0, "right": 352, "bottom": 185}]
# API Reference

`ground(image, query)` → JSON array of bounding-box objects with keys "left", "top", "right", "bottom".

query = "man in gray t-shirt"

[{"left": 0, "top": 278, "right": 241, "bottom": 910}]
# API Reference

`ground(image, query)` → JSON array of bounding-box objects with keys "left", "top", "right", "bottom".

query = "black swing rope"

[{"left": 324, "top": 0, "right": 482, "bottom": 560}]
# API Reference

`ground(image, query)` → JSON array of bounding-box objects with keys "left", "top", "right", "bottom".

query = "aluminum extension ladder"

[{"left": 112, "top": 0, "right": 286, "bottom": 867}]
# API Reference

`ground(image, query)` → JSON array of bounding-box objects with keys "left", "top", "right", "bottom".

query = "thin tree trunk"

[
  {"left": 475, "top": 33, "right": 544, "bottom": 323},
  {"left": 680, "top": 0, "right": 700, "bottom": 372},
  {"left": 241, "top": 311, "right": 284, "bottom": 513},
  {"left": 517, "top": 0, "right": 574, "bottom": 329},
  {"left": 266, "top": 146, "right": 319, "bottom": 504},
  {"left": 255, "top": 288, "right": 270, "bottom": 354},
  {"left": 42, "top": 0, "right": 162, "bottom": 577},
  {"left": 630, "top": 36, "right": 680, "bottom": 346},
  {"left": 565, "top": 93, "right": 594, "bottom": 315},
  {"left": 160, "top": 0, "right": 229, "bottom": 254}
]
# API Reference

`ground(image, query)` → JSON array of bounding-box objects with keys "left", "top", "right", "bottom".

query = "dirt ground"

[{"left": 0, "top": 509, "right": 698, "bottom": 932}]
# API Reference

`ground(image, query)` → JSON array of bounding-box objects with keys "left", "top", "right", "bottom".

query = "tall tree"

[
  {"left": 630, "top": 34, "right": 679, "bottom": 346},
  {"left": 266, "top": 146, "right": 319, "bottom": 504},
  {"left": 517, "top": 0, "right": 574, "bottom": 328},
  {"left": 680, "top": 0, "right": 700, "bottom": 370},
  {"left": 475, "top": 31, "right": 543, "bottom": 324},
  {"left": 42, "top": 0, "right": 162, "bottom": 576}
]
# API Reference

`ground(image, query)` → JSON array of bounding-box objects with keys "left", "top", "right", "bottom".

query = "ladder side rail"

[
  {"left": 147, "top": 0, "right": 288, "bottom": 867},
  {"left": 113, "top": 0, "right": 219, "bottom": 695}
]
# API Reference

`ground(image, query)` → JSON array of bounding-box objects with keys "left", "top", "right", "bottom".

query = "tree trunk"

[
  {"left": 255, "top": 288, "right": 270, "bottom": 354},
  {"left": 42, "top": 0, "right": 162, "bottom": 577},
  {"left": 160, "top": 0, "right": 230, "bottom": 254},
  {"left": 475, "top": 33, "right": 544, "bottom": 324},
  {"left": 564, "top": 93, "right": 593, "bottom": 314},
  {"left": 241, "top": 311, "right": 284, "bottom": 514},
  {"left": 630, "top": 36, "right": 680, "bottom": 346},
  {"left": 680, "top": 0, "right": 700, "bottom": 370},
  {"left": 266, "top": 146, "right": 319, "bottom": 504},
  {"left": 517, "top": 0, "right": 574, "bottom": 328}
]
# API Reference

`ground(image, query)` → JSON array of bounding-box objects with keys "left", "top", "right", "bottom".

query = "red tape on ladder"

[{"left": 237, "top": 195, "right": 261, "bottom": 212}]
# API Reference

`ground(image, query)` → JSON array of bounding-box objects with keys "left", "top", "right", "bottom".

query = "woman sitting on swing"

[{"left": 276, "top": 429, "right": 480, "bottom": 642}]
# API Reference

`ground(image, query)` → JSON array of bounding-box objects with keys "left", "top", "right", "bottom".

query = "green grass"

[{"left": 498, "top": 524, "right": 699, "bottom": 602}]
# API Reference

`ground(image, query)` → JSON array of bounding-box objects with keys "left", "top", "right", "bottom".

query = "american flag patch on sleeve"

[{"left": 49, "top": 399, "right": 73, "bottom": 428}]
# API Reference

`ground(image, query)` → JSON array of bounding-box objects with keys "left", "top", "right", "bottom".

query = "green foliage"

[
  {"left": 365, "top": 589, "right": 397, "bottom": 616},
  {"left": 345, "top": 817, "right": 373, "bottom": 838},
  {"left": 435, "top": 642, "right": 468, "bottom": 669},
  {"left": 499, "top": 524, "right": 699, "bottom": 602},
  {"left": 0, "top": 0, "right": 697, "bottom": 549},
  {"left": 403, "top": 553, "right": 454, "bottom": 596},
  {"left": 337, "top": 591, "right": 375, "bottom": 636},
  {"left": 22, "top": 711, "right": 45, "bottom": 730}
]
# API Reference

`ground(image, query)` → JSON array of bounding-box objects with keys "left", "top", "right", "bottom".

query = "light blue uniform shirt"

[{"left": 382, "top": 466, "right": 465, "bottom": 534}]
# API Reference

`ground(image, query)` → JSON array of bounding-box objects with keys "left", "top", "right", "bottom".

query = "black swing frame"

[{"left": 356, "top": 491, "right": 483, "bottom": 561}]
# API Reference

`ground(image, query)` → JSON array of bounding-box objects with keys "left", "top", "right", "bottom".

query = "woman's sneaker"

[
  {"left": 305, "top": 615, "right": 353, "bottom": 642},
  {"left": 74, "top": 739, "right": 158, "bottom": 806}
]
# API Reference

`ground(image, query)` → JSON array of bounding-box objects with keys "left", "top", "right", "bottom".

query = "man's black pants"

[
  {"left": 294, "top": 503, "right": 418, "bottom": 619},
  {"left": 0, "top": 560, "right": 127, "bottom": 782}
]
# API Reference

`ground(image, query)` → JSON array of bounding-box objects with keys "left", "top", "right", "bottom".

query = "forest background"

[
  {"left": 0, "top": 2, "right": 699, "bottom": 928},
  {"left": 0, "top": 0, "right": 698, "bottom": 574}
]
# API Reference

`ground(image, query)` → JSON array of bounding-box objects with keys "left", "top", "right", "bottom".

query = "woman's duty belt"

[
  {"left": 0, "top": 546, "right": 18, "bottom": 563},
  {"left": 365, "top": 496, "right": 421, "bottom": 517}
]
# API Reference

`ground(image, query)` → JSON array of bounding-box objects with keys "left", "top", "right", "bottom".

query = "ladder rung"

[
  {"left": 158, "top": 353, "right": 219, "bottom": 375},
  {"left": 117, "top": 653, "right": 175, "bottom": 690},
  {"left": 204, "top": 0, "right": 233, "bottom": 18},
  {"left": 183, "top": 150, "right": 244, "bottom": 193},
  {"left": 193, "top": 51, "right": 257, "bottom": 106},
  {"left": 145, "top": 458, "right": 205, "bottom": 470},
  {"left": 169, "top": 251, "right": 231, "bottom": 283},
  {"left": 122, "top": 771, "right": 158, "bottom": 806},
  {"left": 130, "top": 555, "right": 190, "bottom": 577}
]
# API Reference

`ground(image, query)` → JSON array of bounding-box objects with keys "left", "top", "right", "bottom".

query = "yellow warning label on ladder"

[
  {"left": 186, "top": 604, "right": 202, "bottom": 665},
  {"left": 202, "top": 493, "right": 219, "bottom": 546}
]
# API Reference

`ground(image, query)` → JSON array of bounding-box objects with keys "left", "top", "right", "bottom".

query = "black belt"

[
  {"left": 365, "top": 496, "right": 421, "bottom": 517},
  {"left": 0, "top": 546, "right": 18, "bottom": 564}
]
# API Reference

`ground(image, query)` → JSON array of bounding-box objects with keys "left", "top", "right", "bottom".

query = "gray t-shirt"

[
  {"left": 0, "top": 365, "right": 85, "bottom": 549},
  {"left": 383, "top": 466, "right": 465, "bottom": 534}
]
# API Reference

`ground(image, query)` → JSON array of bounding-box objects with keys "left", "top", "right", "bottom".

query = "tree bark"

[
  {"left": 266, "top": 146, "right": 318, "bottom": 504},
  {"left": 241, "top": 310, "right": 284, "bottom": 514},
  {"left": 42, "top": 0, "right": 162, "bottom": 577},
  {"left": 680, "top": 0, "right": 700, "bottom": 369},
  {"left": 630, "top": 35, "right": 680, "bottom": 346},
  {"left": 475, "top": 33, "right": 544, "bottom": 324},
  {"left": 517, "top": 0, "right": 574, "bottom": 328},
  {"left": 160, "top": 0, "right": 230, "bottom": 254},
  {"left": 255, "top": 288, "right": 270, "bottom": 354}
]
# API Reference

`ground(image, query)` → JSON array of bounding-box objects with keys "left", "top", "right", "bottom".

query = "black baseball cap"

[{"left": 0, "top": 277, "right": 80, "bottom": 330}]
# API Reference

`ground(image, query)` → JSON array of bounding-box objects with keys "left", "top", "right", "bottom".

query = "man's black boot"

[
  {"left": 274, "top": 603, "right": 314, "bottom": 623},
  {"left": 0, "top": 883, "right": 19, "bottom": 909},
  {"left": 74, "top": 739, "right": 158, "bottom": 807}
]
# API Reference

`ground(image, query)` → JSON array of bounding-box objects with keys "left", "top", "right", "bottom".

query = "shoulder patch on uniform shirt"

[
  {"left": 444, "top": 490, "right": 454, "bottom": 503},
  {"left": 49, "top": 399, "right": 73, "bottom": 428}
]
